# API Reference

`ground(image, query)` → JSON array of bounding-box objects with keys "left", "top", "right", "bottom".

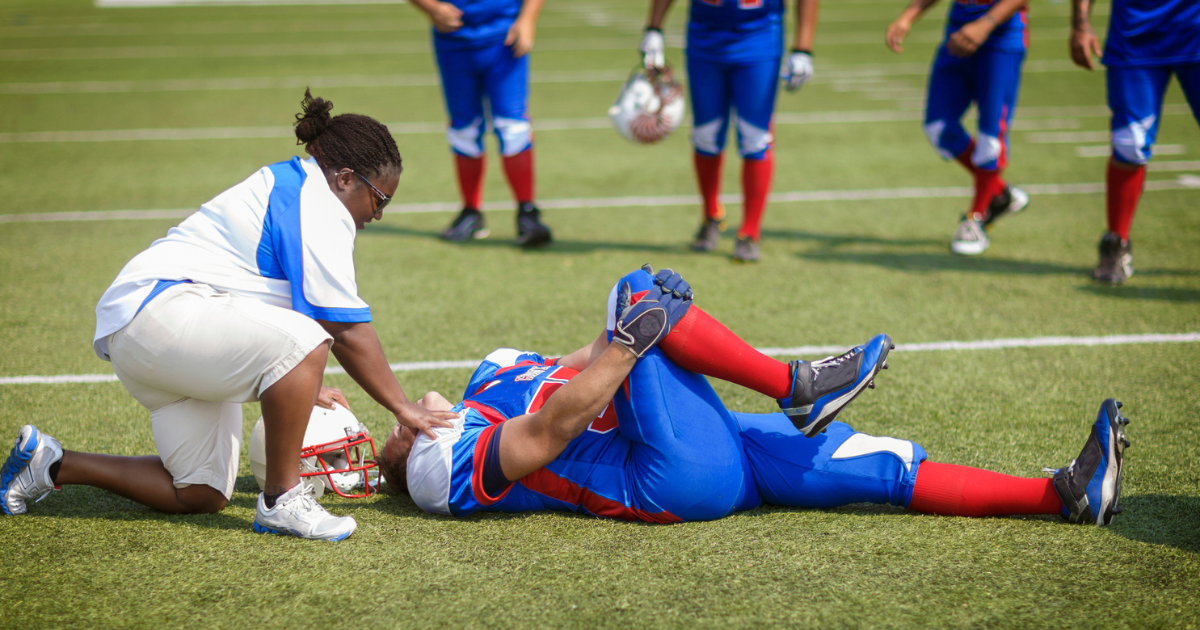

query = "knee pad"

[
  {"left": 447, "top": 117, "right": 485, "bottom": 158},
  {"left": 691, "top": 116, "right": 727, "bottom": 156},
  {"left": 972, "top": 132, "right": 1003, "bottom": 169},
  {"left": 1112, "top": 114, "right": 1156, "bottom": 165},
  {"left": 737, "top": 118, "right": 773, "bottom": 158},
  {"left": 493, "top": 116, "right": 532, "bottom": 157},
  {"left": 923, "top": 120, "right": 957, "bottom": 160}
]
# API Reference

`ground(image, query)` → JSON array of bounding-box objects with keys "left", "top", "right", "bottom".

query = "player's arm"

[
  {"left": 946, "top": 0, "right": 1028, "bottom": 57},
  {"left": 1069, "top": 0, "right": 1102, "bottom": 71},
  {"left": 783, "top": 0, "right": 820, "bottom": 92},
  {"left": 886, "top": 0, "right": 940, "bottom": 53},
  {"left": 640, "top": 0, "right": 675, "bottom": 68},
  {"left": 506, "top": 0, "right": 545, "bottom": 57},
  {"left": 555, "top": 331, "right": 609, "bottom": 372},
  {"left": 497, "top": 342, "right": 639, "bottom": 481},
  {"left": 408, "top": 0, "right": 463, "bottom": 33},
  {"left": 319, "top": 320, "right": 458, "bottom": 439}
]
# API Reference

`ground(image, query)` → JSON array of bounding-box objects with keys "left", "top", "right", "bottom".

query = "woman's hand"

[
  {"left": 428, "top": 1, "right": 464, "bottom": 33},
  {"left": 885, "top": 18, "right": 913, "bottom": 53},
  {"left": 316, "top": 386, "right": 350, "bottom": 410},
  {"left": 1070, "top": 23, "right": 1102, "bottom": 70},
  {"left": 947, "top": 18, "right": 993, "bottom": 57},
  {"left": 506, "top": 17, "right": 536, "bottom": 57},
  {"left": 396, "top": 401, "right": 459, "bottom": 440}
]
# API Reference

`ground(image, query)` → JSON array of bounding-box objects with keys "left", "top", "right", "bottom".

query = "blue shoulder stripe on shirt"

[{"left": 257, "top": 157, "right": 371, "bottom": 323}]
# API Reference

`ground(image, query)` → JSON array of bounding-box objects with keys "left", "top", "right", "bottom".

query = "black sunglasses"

[{"left": 350, "top": 171, "right": 391, "bottom": 213}]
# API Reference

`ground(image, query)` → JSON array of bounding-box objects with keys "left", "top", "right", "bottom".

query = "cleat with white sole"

[
  {"left": 1049, "top": 399, "right": 1130, "bottom": 526},
  {"left": 254, "top": 482, "right": 357, "bottom": 541},
  {"left": 2, "top": 425, "right": 62, "bottom": 516},
  {"left": 778, "top": 334, "right": 893, "bottom": 437}
]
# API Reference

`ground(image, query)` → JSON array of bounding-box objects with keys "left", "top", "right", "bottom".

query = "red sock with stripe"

[
  {"left": 660, "top": 306, "right": 793, "bottom": 399},
  {"left": 694, "top": 152, "right": 725, "bottom": 220},
  {"left": 970, "top": 169, "right": 1007, "bottom": 220},
  {"left": 1106, "top": 159, "right": 1146, "bottom": 240},
  {"left": 502, "top": 148, "right": 536, "bottom": 204},
  {"left": 454, "top": 154, "right": 485, "bottom": 210},
  {"left": 739, "top": 149, "right": 773, "bottom": 241},
  {"left": 907, "top": 462, "right": 1063, "bottom": 517}
]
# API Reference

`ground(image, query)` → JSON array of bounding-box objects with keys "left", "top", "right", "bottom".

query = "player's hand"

[
  {"left": 506, "top": 17, "right": 536, "bottom": 57},
  {"left": 1070, "top": 24, "right": 1102, "bottom": 71},
  {"left": 947, "top": 19, "right": 992, "bottom": 57},
  {"left": 427, "top": 1, "right": 463, "bottom": 33},
  {"left": 395, "top": 401, "right": 458, "bottom": 440},
  {"left": 885, "top": 18, "right": 912, "bottom": 53},
  {"left": 640, "top": 27, "right": 665, "bottom": 69},
  {"left": 782, "top": 50, "right": 814, "bottom": 92},
  {"left": 612, "top": 264, "right": 694, "bottom": 358},
  {"left": 315, "top": 386, "right": 349, "bottom": 410}
]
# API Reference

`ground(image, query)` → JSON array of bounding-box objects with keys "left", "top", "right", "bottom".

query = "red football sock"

[
  {"left": 693, "top": 152, "right": 725, "bottom": 220},
  {"left": 1106, "top": 159, "right": 1146, "bottom": 240},
  {"left": 907, "top": 462, "right": 1063, "bottom": 517},
  {"left": 955, "top": 140, "right": 978, "bottom": 175},
  {"left": 454, "top": 154, "right": 486, "bottom": 210},
  {"left": 661, "top": 307, "right": 793, "bottom": 399},
  {"left": 970, "top": 169, "right": 1007, "bottom": 221},
  {"left": 502, "top": 148, "right": 535, "bottom": 204},
  {"left": 739, "top": 149, "right": 773, "bottom": 241}
]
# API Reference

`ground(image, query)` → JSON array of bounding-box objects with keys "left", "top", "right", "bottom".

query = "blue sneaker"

[
  {"left": 2, "top": 425, "right": 63, "bottom": 515},
  {"left": 778, "top": 334, "right": 894, "bottom": 437},
  {"left": 1049, "top": 399, "right": 1131, "bottom": 525}
]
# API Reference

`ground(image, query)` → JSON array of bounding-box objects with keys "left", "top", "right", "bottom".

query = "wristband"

[{"left": 791, "top": 48, "right": 813, "bottom": 56}]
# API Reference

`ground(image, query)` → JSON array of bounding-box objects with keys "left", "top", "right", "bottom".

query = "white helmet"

[
  {"left": 608, "top": 66, "right": 686, "bottom": 144},
  {"left": 249, "top": 403, "right": 379, "bottom": 499}
]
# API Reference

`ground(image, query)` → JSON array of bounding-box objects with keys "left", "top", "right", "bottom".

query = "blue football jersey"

[
  {"left": 944, "top": 0, "right": 1028, "bottom": 53},
  {"left": 432, "top": 0, "right": 520, "bottom": 50},
  {"left": 1103, "top": 0, "right": 1200, "bottom": 67},
  {"left": 686, "top": 0, "right": 786, "bottom": 62}
]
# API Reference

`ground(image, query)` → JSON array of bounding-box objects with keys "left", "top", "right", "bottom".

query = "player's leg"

[
  {"left": 434, "top": 42, "right": 490, "bottom": 242},
  {"left": 687, "top": 55, "right": 733, "bottom": 252},
  {"left": 483, "top": 44, "right": 550, "bottom": 248},
  {"left": 1097, "top": 65, "right": 1171, "bottom": 283},
  {"left": 606, "top": 268, "right": 890, "bottom": 436},
  {"left": 729, "top": 57, "right": 781, "bottom": 263},
  {"left": 971, "top": 48, "right": 1029, "bottom": 230}
]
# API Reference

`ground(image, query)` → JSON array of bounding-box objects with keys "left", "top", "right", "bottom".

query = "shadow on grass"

[
  {"left": 1077, "top": 285, "right": 1200, "bottom": 303},
  {"left": 364, "top": 223, "right": 687, "bottom": 255},
  {"left": 1108, "top": 494, "right": 1200, "bottom": 553},
  {"left": 760, "top": 228, "right": 943, "bottom": 249},
  {"left": 37, "top": 487, "right": 257, "bottom": 531}
]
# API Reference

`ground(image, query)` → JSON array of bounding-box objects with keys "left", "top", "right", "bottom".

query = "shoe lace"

[{"left": 811, "top": 349, "right": 856, "bottom": 377}]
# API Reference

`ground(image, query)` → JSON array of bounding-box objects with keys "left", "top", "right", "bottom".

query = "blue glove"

[{"left": 613, "top": 264, "right": 694, "bottom": 357}]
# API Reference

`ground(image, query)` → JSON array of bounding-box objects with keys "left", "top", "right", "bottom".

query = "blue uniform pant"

[
  {"left": 433, "top": 39, "right": 531, "bottom": 158},
  {"left": 1107, "top": 63, "right": 1200, "bottom": 165},
  {"left": 924, "top": 46, "right": 1025, "bottom": 170},
  {"left": 686, "top": 55, "right": 779, "bottom": 159}
]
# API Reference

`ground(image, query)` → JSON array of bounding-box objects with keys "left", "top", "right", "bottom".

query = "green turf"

[{"left": 1, "top": 0, "right": 1198, "bottom": 628}]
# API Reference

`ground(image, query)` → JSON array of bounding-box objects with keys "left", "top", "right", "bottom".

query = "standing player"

[
  {"left": 639, "top": 0, "right": 821, "bottom": 263},
  {"left": 408, "top": 0, "right": 553, "bottom": 247},
  {"left": 378, "top": 267, "right": 1129, "bottom": 527},
  {"left": 1069, "top": 0, "right": 1200, "bottom": 284},
  {"left": 0, "top": 92, "right": 456, "bottom": 541},
  {"left": 886, "top": 0, "right": 1031, "bottom": 255}
]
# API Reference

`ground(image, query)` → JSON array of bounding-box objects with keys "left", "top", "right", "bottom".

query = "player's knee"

[
  {"left": 1112, "top": 116, "right": 1155, "bottom": 165},
  {"left": 922, "top": 120, "right": 957, "bottom": 160},
  {"left": 971, "top": 133, "right": 1002, "bottom": 168},
  {"left": 446, "top": 117, "right": 485, "bottom": 158},
  {"left": 493, "top": 116, "right": 531, "bottom": 156},
  {"left": 175, "top": 485, "right": 228, "bottom": 514},
  {"left": 691, "top": 117, "right": 727, "bottom": 155},
  {"left": 605, "top": 267, "right": 659, "bottom": 331},
  {"left": 736, "top": 119, "right": 772, "bottom": 158}
]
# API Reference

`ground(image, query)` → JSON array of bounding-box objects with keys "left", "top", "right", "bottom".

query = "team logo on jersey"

[{"left": 515, "top": 366, "right": 552, "bottom": 382}]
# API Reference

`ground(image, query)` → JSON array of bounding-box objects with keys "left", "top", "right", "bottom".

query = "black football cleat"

[
  {"left": 1092, "top": 232, "right": 1133, "bottom": 285},
  {"left": 1048, "top": 399, "right": 1131, "bottom": 526},
  {"left": 440, "top": 208, "right": 489, "bottom": 242},
  {"left": 778, "top": 334, "right": 894, "bottom": 437},
  {"left": 515, "top": 202, "right": 552, "bottom": 248}
]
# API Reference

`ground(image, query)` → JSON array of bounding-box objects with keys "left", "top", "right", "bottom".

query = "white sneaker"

[
  {"left": 951, "top": 216, "right": 989, "bottom": 255},
  {"left": 2, "top": 425, "right": 63, "bottom": 515},
  {"left": 253, "top": 482, "right": 357, "bottom": 541}
]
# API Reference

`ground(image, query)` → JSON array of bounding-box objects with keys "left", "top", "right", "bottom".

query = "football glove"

[
  {"left": 782, "top": 50, "right": 814, "bottom": 92},
  {"left": 640, "top": 28, "right": 665, "bottom": 69},
  {"left": 612, "top": 264, "right": 694, "bottom": 358}
]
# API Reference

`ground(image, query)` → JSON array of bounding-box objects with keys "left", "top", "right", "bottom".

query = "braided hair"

[{"left": 293, "top": 88, "right": 402, "bottom": 180}]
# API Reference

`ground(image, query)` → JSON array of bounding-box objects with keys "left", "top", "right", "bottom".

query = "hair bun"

[{"left": 294, "top": 88, "right": 334, "bottom": 145}]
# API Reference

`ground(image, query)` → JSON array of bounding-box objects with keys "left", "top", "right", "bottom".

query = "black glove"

[{"left": 612, "top": 264, "right": 694, "bottom": 357}]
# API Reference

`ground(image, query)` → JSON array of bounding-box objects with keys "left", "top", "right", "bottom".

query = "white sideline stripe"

[
  {"left": 1076, "top": 144, "right": 1186, "bottom": 158},
  {"left": 4, "top": 177, "right": 1198, "bottom": 224},
  {"left": 4, "top": 333, "right": 1197, "bottom": 385},
  {"left": 1149, "top": 160, "right": 1200, "bottom": 172}
]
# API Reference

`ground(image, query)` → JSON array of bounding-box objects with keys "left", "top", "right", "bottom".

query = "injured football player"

[{"left": 377, "top": 266, "right": 1130, "bottom": 526}]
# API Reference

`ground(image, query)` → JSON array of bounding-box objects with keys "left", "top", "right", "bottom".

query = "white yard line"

[
  {"left": 3, "top": 176, "right": 1197, "bottom": 224},
  {"left": 1076, "top": 144, "right": 1185, "bottom": 158},
  {"left": 4, "top": 332, "right": 1196, "bottom": 385}
]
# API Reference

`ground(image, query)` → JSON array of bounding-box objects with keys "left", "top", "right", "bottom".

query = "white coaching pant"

[{"left": 107, "top": 283, "right": 333, "bottom": 498}]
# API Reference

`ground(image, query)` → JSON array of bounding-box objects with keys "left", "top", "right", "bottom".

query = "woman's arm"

[
  {"left": 886, "top": 0, "right": 941, "bottom": 53},
  {"left": 506, "top": 0, "right": 545, "bottom": 57},
  {"left": 319, "top": 320, "right": 457, "bottom": 438},
  {"left": 408, "top": 0, "right": 463, "bottom": 33},
  {"left": 946, "top": 0, "right": 1028, "bottom": 57}
]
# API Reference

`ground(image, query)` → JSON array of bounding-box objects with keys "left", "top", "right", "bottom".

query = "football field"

[{"left": 1, "top": 0, "right": 1198, "bottom": 627}]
